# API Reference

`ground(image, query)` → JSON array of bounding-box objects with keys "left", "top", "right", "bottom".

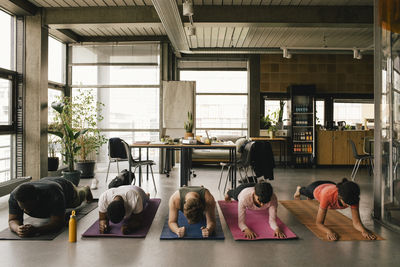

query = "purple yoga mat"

[
  {"left": 218, "top": 200, "right": 297, "bottom": 240},
  {"left": 82, "top": 198, "right": 161, "bottom": 238}
]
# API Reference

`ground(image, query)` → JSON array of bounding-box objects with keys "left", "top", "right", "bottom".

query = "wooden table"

[
  {"left": 129, "top": 143, "right": 237, "bottom": 188},
  {"left": 250, "top": 137, "right": 288, "bottom": 167}
]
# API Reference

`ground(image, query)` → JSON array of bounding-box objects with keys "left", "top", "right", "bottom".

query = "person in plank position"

[
  {"left": 168, "top": 186, "right": 216, "bottom": 238},
  {"left": 293, "top": 178, "right": 376, "bottom": 241},
  {"left": 98, "top": 185, "right": 149, "bottom": 234},
  {"left": 225, "top": 182, "right": 286, "bottom": 239},
  {"left": 8, "top": 177, "right": 93, "bottom": 237}
]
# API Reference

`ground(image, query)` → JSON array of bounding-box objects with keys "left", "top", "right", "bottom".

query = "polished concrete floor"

[{"left": 0, "top": 164, "right": 399, "bottom": 267}]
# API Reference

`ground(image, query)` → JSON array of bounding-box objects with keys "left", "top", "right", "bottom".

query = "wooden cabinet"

[
  {"left": 317, "top": 130, "right": 373, "bottom": 165},
  {"left": 317, "top": 131, "right": 333, "bottom": 164}
]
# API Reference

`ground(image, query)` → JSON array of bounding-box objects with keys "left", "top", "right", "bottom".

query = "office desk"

[
  {"left": 250, "top": 137, "right": 288, "bottom": 167},
  {"left": 129, "top": 143, "right": 237, "bottom": 188}
]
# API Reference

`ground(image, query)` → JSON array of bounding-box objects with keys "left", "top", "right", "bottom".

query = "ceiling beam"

[
  {"left": 44, "top": 6, "right": 160, "bottom": 26},
  {"left": 185, "top": 5, "right": 373, "bottom": 28},
  {"left": 0, "top": 0, "right": 37, "bottom": 16},
  {"left": 78, "top": 35, "right": 169, "bottom": 43},
  {"left": 151, "top": 0, "right": 190, "bottom": 56},
  {"left": 49, "top": 29, "right": 81, "bottom": 43}
]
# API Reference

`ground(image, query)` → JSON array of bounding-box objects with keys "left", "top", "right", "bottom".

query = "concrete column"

[
  {"left": 248, "top": 55, "right": 260, "bottom": 137},
  {"left": 24, "top": 11, "right": 48, "bottom": 180}
]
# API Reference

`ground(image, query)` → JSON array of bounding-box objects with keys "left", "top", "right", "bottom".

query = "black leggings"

[
  {"left": 299, "top": 180, "right": 336, "bottom": 199},
  {"left": 227, "top": 183, "right": 256, "bottom": 201}
]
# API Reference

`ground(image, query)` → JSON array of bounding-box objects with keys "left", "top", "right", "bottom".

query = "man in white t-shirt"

[{"left": 98, "top": 185, "right": 149, "bottom": 234}]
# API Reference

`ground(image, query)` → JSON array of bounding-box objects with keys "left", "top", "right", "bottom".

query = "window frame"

[
  {"left": 0, "top": 68, "right": 17, "bottom": 134},
  {"left": 178, "top": 68, "right": 249, "bottom": 135}
]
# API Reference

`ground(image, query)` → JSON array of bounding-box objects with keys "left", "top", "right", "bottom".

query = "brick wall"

[{"left": 260, "top": 54, "right": 373, "bottom": 94}]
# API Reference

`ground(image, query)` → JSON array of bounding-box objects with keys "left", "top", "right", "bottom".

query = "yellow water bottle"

[{"left": 69, "top": 210, "right": 77, "bottom": 243}]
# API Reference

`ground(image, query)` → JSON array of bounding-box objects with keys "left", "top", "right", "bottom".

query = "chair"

[
  {"left": 349, "top": 139, "right": 374, "bottom": 181},
  {"left": 121, "top": 139, "right": 157, "bottom": 192},
  {"left": 106, "top": 138, "right": 129, "bottom": 183}
]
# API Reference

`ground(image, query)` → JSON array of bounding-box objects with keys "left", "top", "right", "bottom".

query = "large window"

[
  {"left": 48, "top": 37, "right": 66, "bottom": 84},
  {"left": 70, "top": 44, "right": 160, "bottom": 164},
  {"left": 180, "top": 70, "right": 248, "bottom": 137},
  {"left": 334, "top": 100, "right": 374, "bottom": 125},
  {"left": 0, "top": 10, "right": 14, "bottom": 70},
  {"left": 0, "top": 10, "right": 16, "bottom": 182},
  {"left": 264, "top": 99, "right": 289, "bottom": 126}
]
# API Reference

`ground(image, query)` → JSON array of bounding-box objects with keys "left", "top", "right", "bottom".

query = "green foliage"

[
  {"left": 261, "top": 110, "right": 278, "bottom": 131},
  {"left": 49, "top": 99, "right": 87, "bottom": 172},
  {"left": 49, "top": 89, "right": 107, "bottom": 171},
  {"left": 184, "top": 111, "right": 193, "bottom": 133},
  {"left": 72, "top": 89, "right": 107, "bottom": 162},
  {"left": 278, "top": 100, "right": 285, "bottom": 122}
]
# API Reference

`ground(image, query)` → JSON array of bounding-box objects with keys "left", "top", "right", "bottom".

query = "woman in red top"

[{"left": 293, "top": 178, "right": 376, "bottom": 241}]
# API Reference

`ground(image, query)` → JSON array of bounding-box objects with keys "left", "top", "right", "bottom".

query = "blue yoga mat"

[{"left": 160, "top": 210, "right": 225, "bottom": 240}]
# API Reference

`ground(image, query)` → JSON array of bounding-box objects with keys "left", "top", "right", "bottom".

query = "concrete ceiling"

[{"left": 21, "top": 0, "right": 374, "bottom": 55}]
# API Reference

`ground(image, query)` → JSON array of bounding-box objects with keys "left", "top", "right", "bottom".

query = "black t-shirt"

[{"left": 8, "top": 177, "right": 75, "bottom": 222}]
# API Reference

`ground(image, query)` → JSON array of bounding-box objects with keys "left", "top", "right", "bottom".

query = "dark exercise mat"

[
  {"left": 82, "top": 198, "right": 161, "bottom": 238},
  {"left": 160, "top": 210, "right": 225, "bottom": 240},
  {"left": 0, "top": 200, "right": 98, "bottom": 240}
]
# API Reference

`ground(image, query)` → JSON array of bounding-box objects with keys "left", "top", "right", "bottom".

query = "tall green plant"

[
  {"left": 49, "top": 100, "right": 87, "bottom": 172},
  {"left": 72, "top": 89, "right": 107, "bottom": 161}
]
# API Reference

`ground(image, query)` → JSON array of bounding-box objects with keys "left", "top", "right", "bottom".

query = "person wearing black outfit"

[{"left": 8, "top": 177, "right": 93, "bottom": 237}]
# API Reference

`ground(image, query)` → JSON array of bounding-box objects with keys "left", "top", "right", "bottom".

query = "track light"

[
  {"left": 183, "top": 1, "right": 194, "bottom": 16},
  {"left": 282, "top": 48, "right": 292, "bottom": 59},
  {"left": 353, "top": 49, "right": 362, "bottom": 60}
]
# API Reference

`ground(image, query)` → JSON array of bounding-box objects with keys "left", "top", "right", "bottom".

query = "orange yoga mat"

[{"left": 280, "top": 200, "right": 384, "bottom": 241}]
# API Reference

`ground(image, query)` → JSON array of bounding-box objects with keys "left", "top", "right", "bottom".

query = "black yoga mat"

[{"left": 0, "top": 200, "right": 98, "bottom": 240}]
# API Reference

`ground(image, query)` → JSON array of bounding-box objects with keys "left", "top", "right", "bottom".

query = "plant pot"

[
  {"left": 184, "top": 132, "right": 194, "bottom": 139},
  {"left": 62, "top": 170, "right": 81, "bottom": 186},
  {"left": 268, "top": 130, "right": 275, "bottom": 138},
  {"left": 48, "top": 157, "right": 59, "bottom": 171},
  {"left": 76, "top": 160, "right": 96, "bottom": 178}
]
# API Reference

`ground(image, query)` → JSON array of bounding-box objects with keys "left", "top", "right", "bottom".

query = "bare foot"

[
  {"left": 293, "top": 186, "right": 301, "bottom": 200},
  {"left": 224, "top": 193, "right": 231, "bottom": 202},
  {"left": 146, "top": 193, "right": 150, "bottom": 198},
  {"left": 85, "top": 186, "right": 94, "bottom": 202}
]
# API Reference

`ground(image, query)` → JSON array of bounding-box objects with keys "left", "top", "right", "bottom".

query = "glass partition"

[{"left": 375, "top": 0, "right": 400, "bottom": 231}]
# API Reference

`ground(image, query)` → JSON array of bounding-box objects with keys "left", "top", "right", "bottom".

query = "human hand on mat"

[
  {"left": 326, "top": 230, "right": 338, "bottom": 241},
  {"left": 176, "top": 226, "right": 185, "bottom": 238},
  {"left": 362, "top": 229, "right": 376, "bottom": 240},
  {"left": 16, "top": 224, "right": 35, "bottom": 237},
  {"left": 99, "top": 220, "right": 109, "bottom": 234},
  {"left": 274, "top": 228, "right": 286, "bottom": 239},
  {"left": 121, "top": 225, "right": 131, "bottom": 235},
  {"left": 244, "top": 228, "right": 257, "bottom": 239},
  {"left": 201, "top": 226, "right": 210, "bottom": 238}
]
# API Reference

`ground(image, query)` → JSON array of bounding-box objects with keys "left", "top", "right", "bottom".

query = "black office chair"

[
  {"left": 121, "top": 139, "right": 157, "bottom": 192},
  {"left": 349, "top": 139, "right": 374, "bottom": 181},
  {"left": 106, "top": 137, "right": 129, "bottom": 183}
]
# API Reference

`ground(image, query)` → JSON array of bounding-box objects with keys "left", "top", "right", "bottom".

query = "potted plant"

[
  {"left": 49, "top": 100, "right": 87, "bottom": 186},
  {"left": 48, "top": 133, "right": 60, "bottom": 171},
  {"left": 72, "top": 89, "right": 107, "bottom": 178},
  {"left": 260, "top": 111, "right": 278, "bottom": 138},
  {"left": 184, "top": 111, "right": 194, "bottom": 139}
]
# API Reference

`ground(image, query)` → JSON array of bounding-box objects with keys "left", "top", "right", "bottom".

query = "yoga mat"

[
  {"left": 160, "top": 210, "right": 225, "bottom": 240},
  {"left": 0, "top": 200, "right": 98, "bottom": 240},
  {"left": 218, "top": 200, "right": 297, "bottom": 241},
  {"left": 280, "top": 200, "right": 384, "bottom": 241},
  {"left": 82, "top": 198, "right": 161, "bottom": 238}
]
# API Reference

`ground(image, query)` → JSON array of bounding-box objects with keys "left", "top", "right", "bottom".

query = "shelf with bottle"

[
  {"left": 294, "top": 105, "right": 312, "bottom": 113},
  {"left": 293, "top": 131, "right": 313, "bottom": 141},
  {"left": 293, "top": 143, "right": 313, "bottom": 153},
  {"left": 295, "top": 155, "right": 312, "bottom": 165},
  {"left": 293, "top": 120, "right": 312, "bottom": 126}
]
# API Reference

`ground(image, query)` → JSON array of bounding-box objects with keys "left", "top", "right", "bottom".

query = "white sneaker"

[{"left": 90, "top": 178, "right": 99, "bottom": 190}]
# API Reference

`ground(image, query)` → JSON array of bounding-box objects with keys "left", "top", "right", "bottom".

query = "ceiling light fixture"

[
  {"left": 282, "top": 48, "right": 292, "bottom": 59},
  {"left": 183, "top": 1, "right": 195, "bottom": 36},
  {"left": 353, "top": 48, "right": 362, "bottom": 60}
]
